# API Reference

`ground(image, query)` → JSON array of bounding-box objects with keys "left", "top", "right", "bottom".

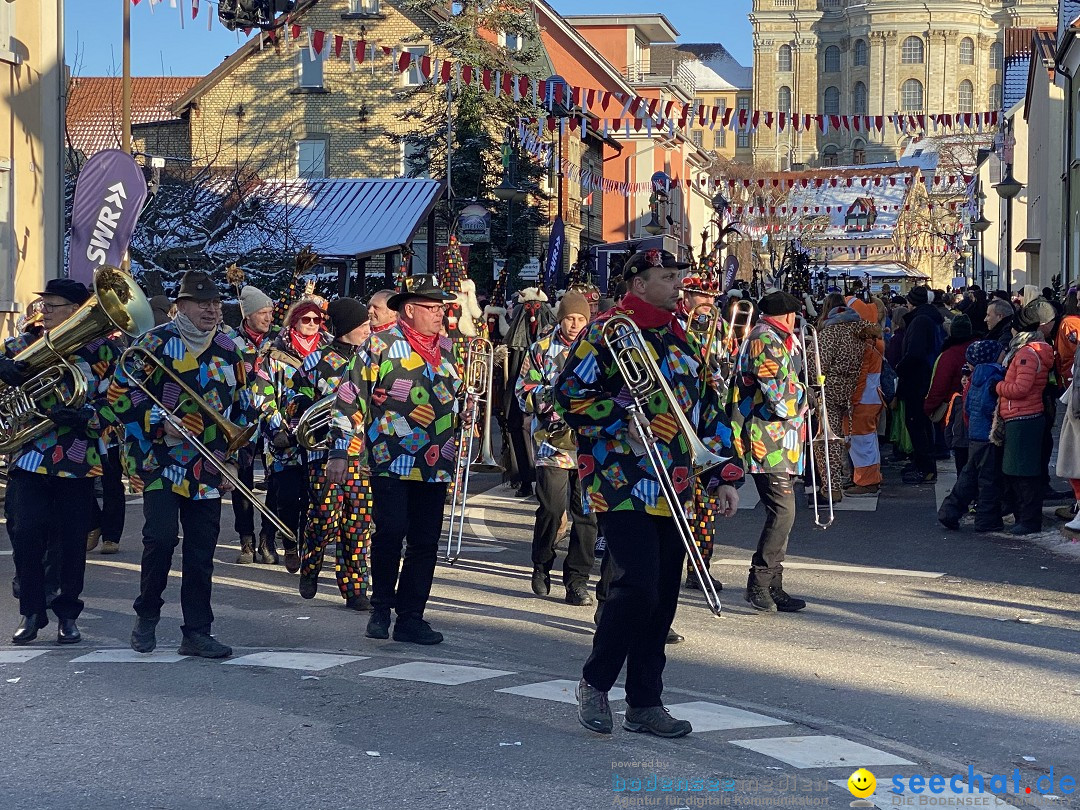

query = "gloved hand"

[
  {"left": 48, "top": 406, "right": 91, "bottom": 432},
  {"left": 271, "top": 430, "right": 295, "bottom": 451},
  {"left": 0, "top": 357, "right": 29, "bottom": 386}
]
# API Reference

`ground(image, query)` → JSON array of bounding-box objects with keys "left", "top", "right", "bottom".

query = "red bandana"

[
  {"left": 289, "top": 330, "right": 320, "bottom": 358},
  {"left": 617, "top": 293, "right": 685, "bottom": 339},
  {"left": 242, "top": 323, "right": 267, "bottom": 348},
  {"left": 373, "top": 320, "right": 396, "bottom": 333},
  {"left": 399, "top": 319, "right": 442, "bottom": 367}
]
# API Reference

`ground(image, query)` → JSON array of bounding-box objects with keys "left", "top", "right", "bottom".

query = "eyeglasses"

[
  {"left": 411, "top": 303, "right": 447, "bottom": 313},
  {"left": 194, "top": 300, "right": 223, "bottom": 310},
  {"left": 40, "top": 302, "right": 77, "bottom": 313},
  {"left": 298, "top": 315, "right": 324, "bottom": 325}
]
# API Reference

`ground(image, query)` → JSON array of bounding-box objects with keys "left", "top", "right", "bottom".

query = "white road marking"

[
  {"left": 737, "top": 483, "right": 878, "bottom": 511},
  {"left": 0, "top": 649, "right": 50, "bottom": 663},
  {"left": 709, "top": 559, "right": 944, "bottom": 578},
  {"left": 224, "top": 652, "right": 366, "bottom": 671},
  {"left": 70, "top": 649, "right": 186, "bottom": 664},
  {"left": 0, "top": 550, "right": 10, "bottom": 556},
  {"left": 660, "top": 701, "right": 790, "bottom": 732},
  {"left": 359, "top": 662, "right": 515, "bottom": 686},
  {"left": 731, "top": 734, "right": 914, "bottom": 768},
  {"left": 496, "top": 679, "right": 626, "bottom": 704},
  {"left": 829, "top": 779, "right": 1015, "bottom": 810}
]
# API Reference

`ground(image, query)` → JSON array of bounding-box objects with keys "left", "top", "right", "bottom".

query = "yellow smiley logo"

[{"left": 847, "top": 768, "right": 876, "bottom": 798}]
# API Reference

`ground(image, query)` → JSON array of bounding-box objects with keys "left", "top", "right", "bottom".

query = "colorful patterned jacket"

[
  {"left": 730, "top": 319, "right": 807, "bottom": 475},
  {"left": 253, "top": 331, "right": 330, "bottom": 472},
  {"left": 328, "top": 325, "right": 461, "bottom": 484},
  {"left": 681, "top": 310, "right": 734, "bottom": 403},
  {"left": 516, "top": 326, "right": 576, "bottom": 470},
  {"left": 553, "top": 310, "right": 742, "bottom": 516},
  {"left": 292, "top": 340, "right": 360, "bottom": 465},
  {"left": 3, "top": 333, "right": 118, "bottom": 479},
  {"left": 105, "top": 322, "right": 252, "bottom": 499}
]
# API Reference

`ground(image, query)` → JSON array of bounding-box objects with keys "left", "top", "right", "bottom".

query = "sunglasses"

[{"left": 298, "top": 315, "right": 324, "bottom": 325}]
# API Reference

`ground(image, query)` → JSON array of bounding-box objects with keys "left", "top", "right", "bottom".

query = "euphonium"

[
  {"left": 0, "top": 265, "right": 154, "bottom": 454},
  {"left": 296, "top": 393, "right": 336, "bottom": 452}
]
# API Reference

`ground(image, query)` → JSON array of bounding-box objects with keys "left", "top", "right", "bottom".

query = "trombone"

[
  {"left": 444, "top": 336, "right": 503, "bottom": 563},
  {"left": 117, "top": 344, "right": 297, "bottom": 543},
  {"left": 725, "top": 299, "right": 755, "bottom": 357},
  {"left": 798, "top": 321, "right": 835, "bottom": 529},
  {"left": 601, "top": 314, "right": 726, "bottom": 615}
]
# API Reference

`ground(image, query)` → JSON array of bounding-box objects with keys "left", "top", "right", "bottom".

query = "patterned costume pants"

[
  {"left": 686, "top": 480, "right": 717, "bottom": 576},
  {"left": 301, "top": 461, "right": 372, "bottom": 599}
]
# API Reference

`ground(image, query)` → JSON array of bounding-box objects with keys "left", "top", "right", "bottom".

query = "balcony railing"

[{"left": 625, "top": 60, "right": 697, "bottom": 99}]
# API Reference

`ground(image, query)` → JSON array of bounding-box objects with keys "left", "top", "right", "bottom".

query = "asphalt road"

[{"left": 1, "top": 460, "right": 1078, "bottom": 810}]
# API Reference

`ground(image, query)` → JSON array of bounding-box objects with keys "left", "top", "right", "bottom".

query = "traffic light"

[{"left": 217, "top": 0, "right": 295, "bottom": 31}]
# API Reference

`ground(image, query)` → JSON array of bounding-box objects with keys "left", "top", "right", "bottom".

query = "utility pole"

[{"left": 122, "top": 0, "right": 132, "bottom": 155}]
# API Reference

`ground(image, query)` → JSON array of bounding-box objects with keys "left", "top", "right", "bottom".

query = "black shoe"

[
  {"left": 575, "top": 678, "right": 612, "bottom": 734},
  {"left": 902, "top": 470, "right": 937, "bottom": 485},
  {"left": 283, "top": 549, "right": 301, "bottom": 574},
  {"left": 769, "top": 586, "right": 806, "bottom": 612},
  {"left": 366, "top": 609, "right": 391, "bottom": 639},
  {"left": 530, "top": 567, "right": 550, "bottom": 596},
  {"left": 745, "top": 585, "right": 778, "bottom": 612},
  {"left": 665, "top": 628, "right": 685, "bottom": 645},
  {"left": 178, "top": 632, "right": 232, "bottom": 659},
  {"left": 623, "top": 705, "right": 692, "bottom": 738},
  {"left": 684, "top": 572, "right": 723, "bottom": 592},
  {"left": 57, "top": 618, "right": 81, "bottom": 644},
  {"left": 130, "top": 616, "right": 158, "bottom": 653},
  {"left": 12, "top": 613, "right": 46, "bottom": 644},
  {"left": 1009, "top": 523, "right": 1042, "bottom": 536},
  {"left": 565, "top": 585, "right": 594, "bottom": 606},
  {"left": 938, "top": 515, "right": 960, "bottom": 531},
  {"left": 392, "top": 617, "right": 444, "bottom": 645},
  {"left": 1042, "top": 487, "right": 1074, "bottom": 505},
  {"left": 515, "top": 482, "right": 533, "bottom": 498},
  {"left": 344, "top": 594, "right": 371, "bottom": 611},
  {"left": 298, "top": 572, "right": 319, "bottom": 600}
]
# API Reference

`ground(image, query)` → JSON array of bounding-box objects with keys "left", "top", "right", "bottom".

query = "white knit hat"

[{"left": 239, "top": 285, "right": 274, "bottom": 318}]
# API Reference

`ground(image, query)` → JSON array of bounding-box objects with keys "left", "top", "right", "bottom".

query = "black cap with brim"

[
  {"left": 622, "top": 248, "right": 692, "bottom": 280},
  {"left": 175, "top": 270, "right": 222, "bottom": 302},
  {"left": 758, "top": 290, "right": 802, "bottom": 316},
  {"left": 387, "top": 274, "right": 456, "bottom": 311},
  {"left": 35, "top": 278, "right": 90, "bottom": 306}
]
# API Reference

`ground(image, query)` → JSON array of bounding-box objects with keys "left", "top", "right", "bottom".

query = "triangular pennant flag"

[{"left": 334, "top": 35, "right": 344, "bottom": 58}]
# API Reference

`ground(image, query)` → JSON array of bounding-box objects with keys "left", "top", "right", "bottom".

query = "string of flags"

[{"left": 131, "top": 0, "right": 1004, "bottom": 136}]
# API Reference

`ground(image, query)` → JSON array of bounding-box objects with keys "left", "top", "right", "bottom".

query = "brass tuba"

[{"left": 0, "top": 265, "right": 154, "bottom": 454}]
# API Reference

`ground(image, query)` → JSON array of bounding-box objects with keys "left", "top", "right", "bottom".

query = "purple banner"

[
  {"left": 544, "top": 216, "right": 565, "bottom": 291},
  {"left": 69, "top": 149, "right": 148, "bottom": 285},
  {"left": 722, "top": 255, "right": 740, "bottom": 293}
]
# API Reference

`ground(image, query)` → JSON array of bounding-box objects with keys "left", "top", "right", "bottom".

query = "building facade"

[{"left": 749, "top": 0, "right": 1057, "bottom": 170}]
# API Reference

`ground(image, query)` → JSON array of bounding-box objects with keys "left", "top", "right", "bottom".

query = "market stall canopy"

[{"left": 824, "top": 262, "right": 929, "bottom": 280}]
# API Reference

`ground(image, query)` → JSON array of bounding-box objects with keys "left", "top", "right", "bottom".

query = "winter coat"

[
  {"left": 924, "top": 338, "right": 974, "bottom": 418},
  {"left": 985, "top": 316, "right": 1014, "bottom": 355},
  {"left": 896, "top": 304, "right": 945, "bottom": 400},
  {"left": 1055, "top": 314, "right": 1080, "bottom": 385},
  {"left": 1056, "top": 349, "right": 1080, "bottom": 479},
  {"left": 996, "top": 338, "right": 1053, "bottom": 421},
  {"left": 965, "top": 363, "right": 1005, "bottom": 442}
]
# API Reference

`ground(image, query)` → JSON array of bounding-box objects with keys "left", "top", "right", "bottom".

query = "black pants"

[
  {"left": 532, "top": 466, "right": 597, "bottom": 589},
  {"left": 953, "top": 447, "right": 969, "bottom": 478},
  {"left": 231, "top": 446, "right": 266, "bottom": 538},
  {"left": 1003, "top": 475, "right": 1043, "bottom": 530},
  {"left": 90, "top": 445, "right": 126, "bottom": 543},
  {"left": 939, "top": 441, "right": 1003, "bottom": 530},
  {"left": 133, "top": 489, "right": 221, "bottom": 636},
  {"left": 506, "top": 398, "right": 534, "bottom": 487},
  {"left": 9, "top": 471, "right": 94, "bottom": 620},
  {"left": 369, "top": 477, "right": 447, "bottom": 620},
  {"left": 582, "top": 512, "right": 684, "bottom": 708},
  {"left": 265, "top": 465, "right": 306, "bottom": 552},
  {"left": 903, "top": 395, "right": 936, "bottom": 475},
  {"left": 1042, "top": 398, "right": 1057, "bottom": 490},
  {"left": 749, "top": 473, "right": 795, "bottom": 589}
]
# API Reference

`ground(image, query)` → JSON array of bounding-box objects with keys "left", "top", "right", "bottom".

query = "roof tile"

[{"left": 66, "top": 76, "right": 200, "bottom": 156}]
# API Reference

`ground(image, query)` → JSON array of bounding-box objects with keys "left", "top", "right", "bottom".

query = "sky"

[{"left": 64, "top": 0, "right": 755, "bottom": 78}]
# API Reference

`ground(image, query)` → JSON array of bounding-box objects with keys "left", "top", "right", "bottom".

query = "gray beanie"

[{"left": 239, "top": 285, "right": 274, "bottom": 318}]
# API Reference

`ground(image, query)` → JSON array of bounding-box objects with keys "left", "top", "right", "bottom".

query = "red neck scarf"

[
  {"left": 399, "top": 319, "right": 442, "bottom": 367},
  {"left": 242, "top": 323, "right": 267, "bottom": 348},
  {"left": 761, "top": 315, "right": 796, "bottom": 352},
  {"left": 373, "top": 320, "right": 396, "bottom": 333},
  {"left": 290, "top": 330, "right": 320, "bottom": 358},
  {"left": 617, "top": 293, "right": 685, "bottom": 339}
]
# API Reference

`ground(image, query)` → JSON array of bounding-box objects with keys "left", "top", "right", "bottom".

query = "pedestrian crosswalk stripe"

[
  {"left": 359, "top": 661, "right": 515, "bottom": 685},
  {"left": 658, "top": 701, "right": 790, "bottom": 732},
  {"left": 731, "top": 735, "right": 914, "bottom": 768},
  {"left": 496, "top": 679, "right": 626, "bottom": 704},
  {"left": 0, "top": 649, "right": 50, "bottom": 663},
  {"left": 224, "top": 652, "right": 367, "bottom": 671},
  {"left": 70, "top": 649, "right": 186, "bottom": 664}
]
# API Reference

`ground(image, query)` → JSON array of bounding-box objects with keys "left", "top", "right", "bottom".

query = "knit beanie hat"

[
  {"left": 239, "top": 285, "right": 274, "bottom": 318},
  {"left": 327, "top": 297, "right": 367, "bottom": 337},
  {"left": 907, "top": 285, "right": 932, "bottom": 306},
  {"left": 965, "top": 340, "right": 1001, "bottom": 367},
  {"left": 949, "top": 314, "right": 972, "bottom": 342},
  {"left": 557, "top": 290, "right": 590, "bottom": 321}
]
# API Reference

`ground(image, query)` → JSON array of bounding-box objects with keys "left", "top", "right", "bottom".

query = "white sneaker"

[{"left": 1065, "top": 514, "right": 1080, "bottom": 532}]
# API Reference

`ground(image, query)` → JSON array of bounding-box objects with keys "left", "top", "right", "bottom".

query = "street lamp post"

[
  {"left": 494, "top": 129, "right": 527, "bottom": 284},
  {"left": 994, "top": 161, "right": 1022, "bottom": 295}
]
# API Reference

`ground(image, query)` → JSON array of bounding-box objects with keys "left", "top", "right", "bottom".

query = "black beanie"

[{"left": 328, "top": 297, "right": 367, "bottom": 337}]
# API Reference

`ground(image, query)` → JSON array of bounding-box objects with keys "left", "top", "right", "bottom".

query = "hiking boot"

[
  {"left": 844, "top": 484, "right": 880, "bottom": 496},
  {"left": 575, "top": 678, "right": 612, "bottom": 734},
  {"left": 85, "top": 528, "right": 101, "bottom": 553},
  {"left": 745, "top": 585, "right": 778, "bottom": 612},
  {"left": 366, "top": 609, "right": 391, "bottom": 639},
  {"left": 769, "top": 585, "right": 807, "bottom": 612},
  {"left": 344, "top": 594, "right": 371, "bottom": 611},
  {"left": 392, "top": 617, "right": 443, "bottom": 645},
  {"left": 623, "top": 705, "right": 692, "bottom": 738},
  {"left": 684, "top": 572, "right": 723, "bottom": 592},
  {"left": 938, "top": 515, "right": 960, "bottom": 531},
  {"left": 902, "top": 469, "right": 937, "bottom": 485},
  {"left": 1055, "top": 502, "right": 1079, "bottom": 521},
  {"left": 531, "top": 567, "right": 550, "bottom": 596},
  {"left": 665, "top": 628, "right": 684, "bottom": 645},
  {"left": 298, "top": 571, "right": 319, "bottom": 600},
  {"left": 236, "top": 534, "right": 255, "bottom": 564},
  {"left": 565, "top": 585, "right": 594, "bottom": 606},
  {"left": 283, "top": 549, "right": 301, "bottom": 574},
  {"left": 100, "top": 541, "right": 120, "bottom": 554},
  {"left": 130, "top": 616, "right": 159, "bottom": 653},
  {"left": 178, "top": 632, "right": 232, "bottom": 659},
  {"left": 257, "top": 534, "right": 279, "bottom": 565}
]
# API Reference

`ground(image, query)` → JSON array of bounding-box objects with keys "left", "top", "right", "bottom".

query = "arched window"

[
  {"left": 852, "top": 139, "right": 867, "bottom": 165},
  {"left": 989, "top": 83, "right": 1003, "bottom": 110},
  {"left": 901, "top": 78, "right": 924, "bottom": 111},
  {"left": 959, "top": 37, "right": 975, "bottom": 66},
  {"left": 824, "top": 86, "right": 840, "bottom": 114},
  {"left": 990, "top": 41, "right": 1003, "bottom": 70},
  {"left": 853, "top": 38, "right": 868, "bottom": 67},
  {"left": 778, "top": 86, "right": 792, "bottom": 113},
  {"left": 853, "top": 81, "right": 868, "bottom": 115},
  {"left": 901, "top": 36, "right": 924, "bottom": 65},
  {"left": 822, "top": 145, "right": 840, "bottom": 167},
  {"left": 778, "top": 44, "right": 792, "bottom": 72},
  {"left": 958, "top": 80, "right": 974, "bottom": 113},
  {"left": 824, "top": 46, "right": 841, "bottom": 73}
]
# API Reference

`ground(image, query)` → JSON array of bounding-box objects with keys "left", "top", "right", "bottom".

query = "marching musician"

[
  {"left": 326, "top": 275, "right": 460, "bottom": 646},
  {"left": 3, "top": 278, "right": 118, "bottom": 645},
  {"left": 107, "top": 270, "right": 250, "bottom": 658},
  {"left": 730, "top": 291, "right": 808, "bottom": 613},
  {"left": 253, "top": 299, "right": 331, "bottom": 571},
  {"left": 516, "top": 290, "right": 597, "bottom": 607},
  {"left": 295, "top": 298, "right": 373, "bottom": 611},
  {"left": 555, "top": 249, "right": 742, "bottom": 738},
  {"left": 228, "top": 284, "right": 276, "bottom": 565}
]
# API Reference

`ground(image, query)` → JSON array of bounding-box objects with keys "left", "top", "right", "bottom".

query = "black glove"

[
  {"left": 0, "top": 357, "right": 29, "bottom": 386},
  {"left": 48, "top": 406, "right": 91, "bottom": 432},
  {"left": 271, "top": 430, "right": 295, "bottom": 451}
]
